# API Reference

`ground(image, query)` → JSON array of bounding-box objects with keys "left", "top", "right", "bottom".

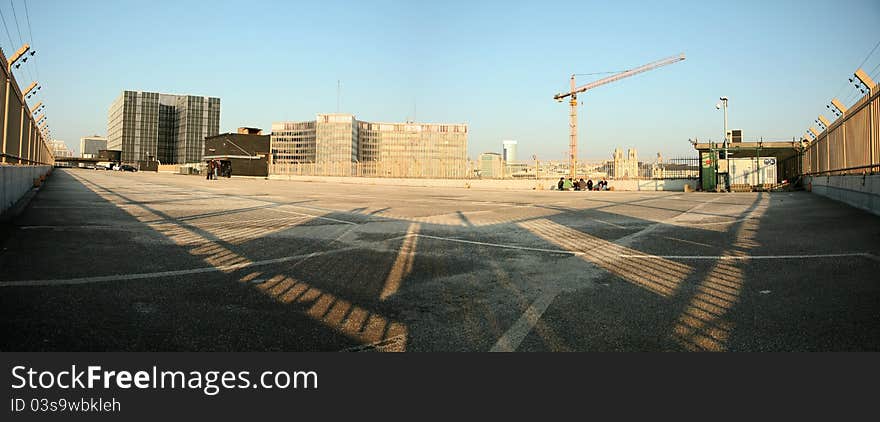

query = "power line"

[
  {"left": 869, "top": 61, "right": 880, "bottom": 80},
  {"left": 0, "top": 7, "right": 15, "bottom": 54},
  {"left": 9, "top": 0, "right": 35, "bottom": 84},
  {"left": 830, "top": 38, "right": 880, "bottom": 103},
  {"left": 9, "top": 0, "right": 21, "bottom": 45},
  {"left": 21, "top": 0, "right": 30, "bottom": 41},
  {"left": 855, "top": 38, "right": 880, "bottom": 70},
  {"left": 21, "top": 0, "right": 38, "bottom": 81}
]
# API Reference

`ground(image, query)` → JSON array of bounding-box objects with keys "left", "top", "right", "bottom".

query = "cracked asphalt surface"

[{"left": 1, "top": 169, "right": 879, "bottom": 351}]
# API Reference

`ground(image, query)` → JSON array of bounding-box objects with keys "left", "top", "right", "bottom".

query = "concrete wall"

[
  {"left": 806, "top": 174, "right": 880, "bottom": 216},
  {"left": 267, "top": 174, "right": 698, "bottom": 192},
  {"left": 609, "top": 179, "right": 700, "bottom": 192},
  {"left": 1, "top": 165, "right": 51, "bottom": 216}
]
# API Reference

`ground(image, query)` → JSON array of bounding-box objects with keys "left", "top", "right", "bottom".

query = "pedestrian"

[
  {"left": 586, "top": 179, "right": 594, "bottom": 191},
  {"left": 578, "top": 178, "right": 586, "bottom": 191},
  {"left": 206, "top": 160, "right": 213, "bottom": 180},
  {"left": 557, "top": 177, "right": 565, "bottom": 191},
  {"left": 563, "top": 177, "right": 573, "bottom": 191},
  {"left": 213, "top": 160, "right": 219, "bottom": 180}
]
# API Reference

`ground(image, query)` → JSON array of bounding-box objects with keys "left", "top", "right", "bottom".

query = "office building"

[
  {"left": 107, "top": 91, "right": 220, "bottom": 164},
  {"left": 47, "top": 139, "right": 73, "bottom": 158},
  {"left": 271, "top": 114, "right": 467, "bottom": 178},
  {"left": 479, "top": 152, "right": 503, "bottom": 178},
  {"left": 502, "top": 139, "right": 518, "bottom": 163},
  {"left": 80, "top": 135, "right": 107, "bottom": 158}
]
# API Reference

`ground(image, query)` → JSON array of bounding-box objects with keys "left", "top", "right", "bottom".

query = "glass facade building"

[
  {"left": 79, "top": 135, "right": 107, "bottom": 158},
  {"left": 107, "top": 90, "right": 220, "bottom": 164},
  {"left": 271, "top": 114, "right": 468, "bottom": 178},
  {"left": 479, "top": 152, "right": 503, "bottom": 178}
]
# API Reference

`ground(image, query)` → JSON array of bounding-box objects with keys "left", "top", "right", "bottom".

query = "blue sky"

[{"left": 5, "top": 0, "right": 879, "bottom": 161}]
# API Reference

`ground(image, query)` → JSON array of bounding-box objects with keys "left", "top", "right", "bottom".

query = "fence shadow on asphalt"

[{"left": 3, "top": 169, "right": 783, "bottom": 352}]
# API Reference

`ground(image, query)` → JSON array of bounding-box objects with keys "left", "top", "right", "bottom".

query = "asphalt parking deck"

[{"left": 2, "top": 169, "right": 879, "bottom": 351}]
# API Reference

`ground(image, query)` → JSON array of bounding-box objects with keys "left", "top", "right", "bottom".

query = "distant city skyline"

[{"left": 12, "top": 0, "right": 880, "bottom": 161}]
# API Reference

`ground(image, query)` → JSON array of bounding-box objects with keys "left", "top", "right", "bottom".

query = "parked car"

[{"left": 120, "top": 164, "right": 138, "bottom": 172}]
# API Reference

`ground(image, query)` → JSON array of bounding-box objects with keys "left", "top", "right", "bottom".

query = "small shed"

[{"left": 204, "top": 129, "right": 270, "bottom": 177}]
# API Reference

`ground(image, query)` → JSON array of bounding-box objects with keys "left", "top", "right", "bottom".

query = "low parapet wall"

[
  {"left": 806, "top": 174, "right": 880, "bottom": 216},
  {"left": 1, "top": 165, "right": 52, "bottom": 216},
  {"left": 267, "top": 174, "right": 699, "bottom": 192}
]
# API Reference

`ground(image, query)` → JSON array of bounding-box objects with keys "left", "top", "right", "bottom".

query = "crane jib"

[
  {"left": 554, "top": 52, "right": 685, "bottom": 179},
  {"left": 553, "top": 53, "right": 686, "bottom": 98}
]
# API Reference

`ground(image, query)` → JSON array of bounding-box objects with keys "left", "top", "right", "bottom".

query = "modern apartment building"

[
  {"left": 107, "top": 91, "right": 220, "bottom": 164},
  {"left": 271, "top": 114, "right": 467, "bottom": 178},
  {"left": 79, "top": 135, "right": 107, "bottom": 158}
]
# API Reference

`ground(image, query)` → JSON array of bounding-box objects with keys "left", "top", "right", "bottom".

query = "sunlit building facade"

[
  {"left": 79, "top": 135, "right": 107, "bottom": 158},
  {"left": 47, "top": 139, "right": 73, "bottom": 158},
  {"left": 502, "top": 139, "right": 517, "bottom": 163},
  {"left": 271, "top": 114, "right": 467, "bottom": 178},
  {"left": 479, "top": 152, "right": 503, "bottom": 178},
  {"left": 107, "top": 90, "right": 220, "bottom": 164}
]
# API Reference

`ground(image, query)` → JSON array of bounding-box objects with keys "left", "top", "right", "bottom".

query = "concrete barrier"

[
  {"left": 267, "top": 174, "right": 699, "bottom": 192},
  {"left": 805, "top": 174, "right": 880, "bottom": 216},
  {"left": 1, "top": 165, "right": 52, "bottom": 217}
]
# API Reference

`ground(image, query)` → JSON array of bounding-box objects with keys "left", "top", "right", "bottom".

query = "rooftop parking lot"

[{"left": 2, "top": 169, "right": 879, "bottom": 351}]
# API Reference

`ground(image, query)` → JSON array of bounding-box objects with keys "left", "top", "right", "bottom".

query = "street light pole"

[
  {"left": 716, "top": 96, "right": 729, "bottom": 191},
  {"left": 722, "top": 98, "right": 729, "bottom": 160}
]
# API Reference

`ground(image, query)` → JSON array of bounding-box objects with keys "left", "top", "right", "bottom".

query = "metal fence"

[
  {"left": 588, "top": 157, "right": 699, "bottom": 180},
  {"left": 651, "top": 157, "right": 700, "bottom": 179},
  {"left": 802, "top": 88, "right": 879, "bottom": 176},
  {"left": 0, "top": 48, "right": 53, "bottom": 166}
]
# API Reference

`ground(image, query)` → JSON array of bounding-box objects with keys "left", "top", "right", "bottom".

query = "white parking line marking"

[
  {"left": 489, "top": 289, "right": 559, "bottom": 352},
  {"left": 618, "top": 253, "right": 877, "bottom": 260},
  {"left": 0, "top": 249, "right": 353, "bottom": 288},
  {"left": 274, "top": 207, "right": 359, "bottom": 225},
  {"left": 396, "top": 233, "right": 877, "bottom": 262}
]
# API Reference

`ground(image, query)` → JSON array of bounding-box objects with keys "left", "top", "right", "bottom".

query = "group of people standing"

[
  {"left": 557, "top": 177, "right": 608, "bottom": 191},
  {"left": 206, "top": 160, "right": 230, "bottom": 180}
]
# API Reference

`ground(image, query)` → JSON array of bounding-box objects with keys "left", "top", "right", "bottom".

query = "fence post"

[{"left": 841, "top": 122, "right": 846, "bottom": 175}]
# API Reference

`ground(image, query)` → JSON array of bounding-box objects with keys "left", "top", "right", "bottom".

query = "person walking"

[
  {"left": 206, "top": 160, "right": 213, "bottom": 180},
  {"left": 213, "top": 160, "right": 219, "bottom": 180}
]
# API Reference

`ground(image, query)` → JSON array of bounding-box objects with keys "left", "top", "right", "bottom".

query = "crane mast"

[{"left": 554, "top": 53, "right": 686, "bottom": 178}]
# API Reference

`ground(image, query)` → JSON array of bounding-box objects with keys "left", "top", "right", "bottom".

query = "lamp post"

[{"left": 716, "top": 97, "right": 729, "bottom": 191}]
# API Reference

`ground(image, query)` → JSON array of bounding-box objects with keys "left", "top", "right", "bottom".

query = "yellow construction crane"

[{"left": 554, "top": 53, "right": 686, "bottom": 178}]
